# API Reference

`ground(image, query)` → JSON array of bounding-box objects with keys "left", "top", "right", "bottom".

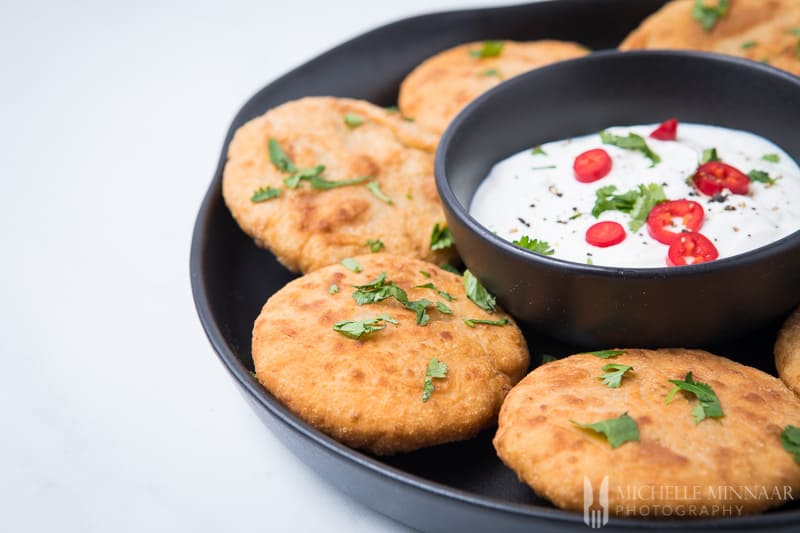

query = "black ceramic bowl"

[{"left": 436, "top": 50, "right": 800, "bottom": 348}]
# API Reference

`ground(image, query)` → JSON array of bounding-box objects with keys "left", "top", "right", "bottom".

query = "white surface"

[{"left": 0, "top": 1, "right": 530, "bottom": 532}]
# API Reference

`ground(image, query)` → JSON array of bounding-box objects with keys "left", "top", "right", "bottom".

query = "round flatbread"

[
  {"left": 494, "top": 349, "right": 800, "bottom": 517},
  {"left": 252, "top": 253, "right": 530, "bottom": 455},
  {"left": 223, "top": 97, "right": 454, "bottom": 273},
  {"left": 620, "top": 0, "right": 800, "bottom": 77},
  {"left": 776, "top": 305, "right": 800, "bottom": 398},
  {"left": 398, "top": 40, "right": 589, "bottom": 137}
]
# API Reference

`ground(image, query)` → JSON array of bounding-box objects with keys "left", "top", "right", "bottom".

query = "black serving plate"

[{"left": 190, "top": 1, "right": 800, "bottom": 531}]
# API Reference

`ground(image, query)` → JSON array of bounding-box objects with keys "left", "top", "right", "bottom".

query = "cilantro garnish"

[
  {"left": 366, "top": 181, "right": 394, "bottom": 204},
  {"left": 463, "top": 270, "right": 496, "bottom": 312},
  {"left": 599, "top": 364, "right": 633, "bottom": 388},
  {"left": 748, "top": 169, "right": 776, "bottom": 186},
  {"left": 343, "top": 113, "right": 364, "bottom": 127},
  {"left": 600, "top": 130, "right": 661, "bottom": 166},
  {"left": 441, "top": 263, "right": 461, "bottom": 275},
  {"left": 479, "top": 68, "right": 500, "bottom": 77},
  {"left": 541, "top": 354, "right": 558, "bottom": 364},
  {"left": 341, "top": 258, "right": 362, "bottom": 273},
  {"left": 366, "top": 239, "right": 384, "bottom": 253},
  {"left": 787, "top": 28, "right": 800, "bottom": 59},
  {"left": 352, "top": 272, "right": 437, "bottom": 325},
  {"left": 435, "top": 302, "right": 452, "bottom": 314},
  {"left": 762, "top": 153, "right": 780, "bottom": 163},
  {"left": 591, "top": 183, "right": 666, "bottom": 232},
  {"left": 692, "top": 0, "right": 729, "bottom": 32},
  {"left": 780, "top": 425, "right": 800, "bottom": 464},
  {"left": 419, "top": 270, "right": 430, "bottom": 278},
  {"left": 469, "top": 40, "right": 504, "bottom": 58},
  {"left": 740, "top": 40, "right": 758, "bottom": 50},
  {"left": 584, "top": 349, "right": 625, "bottom": 359},
  {"left": 512, "top": 235, "right": 555, "bottom": 256},
  {"left": 268, "top": 138, "right": 297, "bottom": 173},
  {"left": 384, "top": 105, "right": 399, "bottom": 113},
  {"left": 422, "top": 357, "right": 448, "bottom": 402},
  {"left": 572, "top": 412, "right": 640, "bottom": 449},
  {"left": 281, "top": 163, "right": 371, "bottom": 190},
  {"left": 328, "top": 284, "right": 339, "bottom": 294},
  {"left": 531, "top": 165, "right": 557, "bottom": 170},
  {"left": 333, "top": 315, "right": 397, "bottom": 339},
  {"left": 414, "top": 282, "right": 456, "bottom": 301},
  {"left": 251, "top": 186, "right": 281, "bottom": 203},
  {"left": 463, "top": 317, "right": 509, "bottom": 327},
  {"left": 531, "top": 145, "right": 547, "bottom": 156},
  {"left": 430, "top": 223, "right": 454, "bottom": 251},
  {"left": 701, "top": 147, "right": 720, "bottom": 164},
  {"left": 665, "top": 371, "right": 724, "bottom": 423}
]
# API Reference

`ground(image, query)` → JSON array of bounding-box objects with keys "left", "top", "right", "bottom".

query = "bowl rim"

[{"left": 434, "top": 49, "right": 800, "bottom": 278}]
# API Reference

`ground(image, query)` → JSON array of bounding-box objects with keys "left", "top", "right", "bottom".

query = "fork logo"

[{"left": 583, "top": 476, "right": 609, "bottom": 528}]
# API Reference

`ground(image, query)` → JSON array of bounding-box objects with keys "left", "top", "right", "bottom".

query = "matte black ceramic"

[
  {"left": 191, "top": 1, "right": 800, "bottom": 531},
  {"left": 436, "top": 51, "right": 800, "bottom": 348}
]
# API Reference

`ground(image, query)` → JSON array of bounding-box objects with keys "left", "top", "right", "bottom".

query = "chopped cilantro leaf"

[
  {"left": 268, "top": 138, "right": 297, "bottom": 173},
  {"left": 352, "top": 272, "right": 437, "bottom": 326},
  {"left": 341, "top": 258, "right": 362, "bottom": 273},
  {"left": 251, "top": 186, "right": 281, "bottom": 203},
  {"left": 512, "top": 235, "right": 555, "bottom": 256},
  {"left": 463, "top": 317, "right": 509, "bottom": 327},
  {"left": 692, "top": 0, "right": 729, "bottom": 32},
  {"left": 599, "top": 364, "right": 633, "bottom": 388},
  {"left": 343, "top": 113, "right": 364, "bottom": 127},
  {"left": 740, "top": 40, "right": 758, "bottom": 50},
  {"left": 531, "top": 145, "right": 547, "bottom": 156},
  {"left": 600, "top": 130, "right": 661, "bottom": 166},
  {"left": 430, "top": 223, "right": 455, "bottom": 251},
  {"left": 328, "top": 284, "right": 339, "bottom": 294},
  {"left": 333, "top": 314, "right": 397, "bottom": 339},
  {"left": 701, "top": 147, "right": 720, "bottom": 164},
  {"left": 419, "top": 270, "right": 431, "bottom": 278},
  {"left": 414, "top": 282, "right": 456, "bottom": 301},
  {"left": 463, "top": 270, "right": 496, "bottom": 312},
  {"left": 422, "top": 357, "right": 448, "bottom": 402},
  {"left": 541, "top": 354, "right": 558, "bottom": 364},
  {"left": 665, "top": 371, "right": 724, "bottom": 423},
  {"left": 366, "top": 239, "right": 384, "bottom": 253},
  {"left": 748, "top": 169, "right": 776, "bottom": 185},
  {"left": 629, "top": 183, "right": 667, "bottom": 232},
  {"left": 366, "top": 180, "right": 393, "bottom": 204},
  {"left": 584, "top": 349, "right": 625, "bottom": 359},
  {"left": 308, "top": 173, "right": 371, "bottom": 190},
  {"left": 435, "top": 301, "right": 452, "bottom": 314},
  {"left": 572, "top": 412, "right": 640, "bottom": 448},
  {"left": 479, "top": 68, "right": 500, "bottom": 77},
  {"left": 762, "top": 153, "right": 780, "bottom": 163},
  {"left": 591, "top": 183, "right": 666, "bottom": 232},
  {"left": 384, "top": 105, "right": 399, "bottom": 113},
  {"left": 780, "top": 425, "right": 800, "bottom": 464},
  {"left": 469, "top": 40, "right": 504, "bottom": 58}
]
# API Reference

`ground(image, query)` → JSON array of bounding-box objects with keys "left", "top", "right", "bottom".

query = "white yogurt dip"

[{"left": 469, "top": 122, "right": 800, "bottom": 268}]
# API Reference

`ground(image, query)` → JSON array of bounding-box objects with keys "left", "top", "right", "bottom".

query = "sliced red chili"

[
  {"left": 649, "top": 118, "right": 678, "bottom": 141},
  {"left": 666, "top": 231, "right": 719, "bottom": 266},
  {"left": 573, "top": 148, "right": 612, "bottom": 183},
  {"left": 586, "top": 221, "right": 626, "bottom": 248},
  {"left": 691, "top": 161, "right": 749, "bottom": 196},
  {"left": 646, "top": 199, "right": 705, "bottom": 245}
]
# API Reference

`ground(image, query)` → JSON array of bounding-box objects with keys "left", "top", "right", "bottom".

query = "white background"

[{"left": 0, "top": 1, "right": 535, "bottom": 532}]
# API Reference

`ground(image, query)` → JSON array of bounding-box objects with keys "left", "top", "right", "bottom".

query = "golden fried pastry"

[
  {"left": 620, "top": 0, "right": 800, "bottom": 76},
  {"left": 776, "top": 305, "right": 800, "bottom": 398},
  {"left": 223, "top": 97, "right": 455, "bottom": 273},
  {"left": 398, "top": 40, "right": 589, "bottom": 136},
  {"left": 252, "top": 253, "right": 530, "bottom": 455},
  {"left": 494, "top": 349, "right": 800, "bottom": 516}
]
